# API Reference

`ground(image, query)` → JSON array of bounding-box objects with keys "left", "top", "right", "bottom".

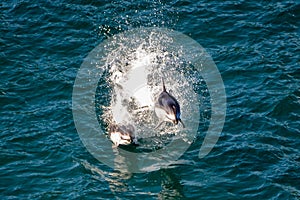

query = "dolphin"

[
  {"left": 154, "top": 78, "right": 185, "bottom": 129},
  {"left": 109, "top": 124, "right": 137, "bottom": 146}
]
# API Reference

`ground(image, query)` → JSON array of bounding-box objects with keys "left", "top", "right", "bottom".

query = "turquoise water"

[{"left": 1, "top": 0, "right": 300, "bottom": 199}]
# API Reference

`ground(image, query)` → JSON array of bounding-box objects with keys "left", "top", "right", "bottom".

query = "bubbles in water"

[
  {"left": 73, "top": 27, "right": 225, "bottom": 172},
  {"left": 97, "top": 30, "right": 200, "bottom": 151}
]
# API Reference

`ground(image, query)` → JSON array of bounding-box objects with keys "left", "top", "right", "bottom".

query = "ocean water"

[{"left": 1, "top": 0, "right": 300, "bottom": 199}]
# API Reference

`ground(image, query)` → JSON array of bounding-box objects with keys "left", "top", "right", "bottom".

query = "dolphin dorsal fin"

[{"left": 162, "top": 77, "right": 166, "bottom": 92}]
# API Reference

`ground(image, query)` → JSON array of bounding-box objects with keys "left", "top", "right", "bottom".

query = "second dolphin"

[{"left": 154, "top": 78, "right": 185, "bottom": 129}]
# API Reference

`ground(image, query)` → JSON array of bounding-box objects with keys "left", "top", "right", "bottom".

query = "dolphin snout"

[{"left": 173, "top": 119, "right": 179, "bottom": 125}]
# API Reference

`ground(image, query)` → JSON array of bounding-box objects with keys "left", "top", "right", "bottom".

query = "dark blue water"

[{"left": 1, "top": 0, "right": 299, "bottom": 199}]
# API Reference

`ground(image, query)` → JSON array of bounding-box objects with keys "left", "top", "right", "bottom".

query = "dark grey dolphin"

[{"left": 154, "top": 78, "right": 185, "bottom": 128}]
